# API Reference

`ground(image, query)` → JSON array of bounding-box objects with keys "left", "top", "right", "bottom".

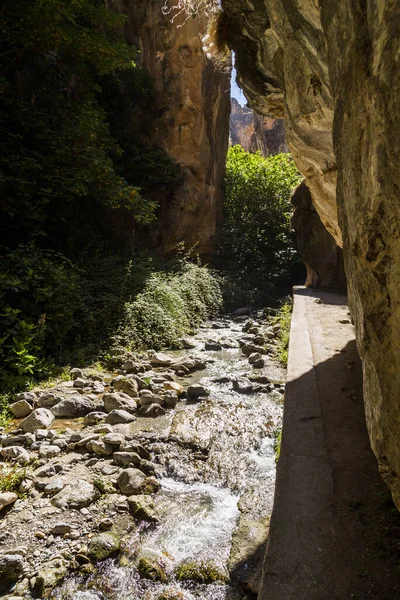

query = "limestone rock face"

[
  {"left": 291, "top": 182, "right": 345, "bottom": 290},
  {"left": 230, "top": 98, "right": 288, "bottom": 156},
  {"left": 221, "top": 1, "right": 400, "bottom": 509},
  {"left": 109, "top": 0, "right": 230, "bottom": 259}
]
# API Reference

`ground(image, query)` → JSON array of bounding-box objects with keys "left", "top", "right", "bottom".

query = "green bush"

[
  {"left": 113, "top": 261, "right": 223, "bottom": 351},
  {"left": 0, "top": 245, "right": 82, "bottom": 391},
  {"left": 217, "top": 146, "right": 303, "bottom": 295}
]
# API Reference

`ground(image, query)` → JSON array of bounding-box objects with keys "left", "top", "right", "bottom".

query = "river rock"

[
  {"left": 150, "top": 353, "right": 173, "bottom": 367},
  {"left": 112, "top": 451, "right": 141, "bottom": 466},
  {"left": 248, "top": 352, "right": 262, "bottom": 364},
  {"left": 181, "top": 338, "right": 197, "bottom": 349},
  {"left": 241, "top": 344, "right": 267, "bottom": 356},
  {"left": 51, "top": 479, "right": 99, "bottom": 509},
  {"left": 44, "top": 478, "right": 65, "bottom": 494},
  {"left": 105, "top": 410, "right": 136, "bottom": 425},
  {"left": 0, "top": 554, "right": 24, "bottom": 593},
  {"left": 0, "top": 492, "right": 18, "bottom": 511},
  {"left": 52, "top": 522, "right": 73, "bottom": 535},
  {"left": 39, "top": 445, "right": 61, "bottom": 459},
  {"left": 84, "top": 412, "right": 107, "bottom": 427},
  {"left": 163, "top": 381, "right": 184, "bottom": 395},
  {"left": 139, "top": 403, "right": 166, "bottom": 418},
  {"left": 103, "top": 433, "right": 124, "bottom": 446},
  {"left": 2, "top": 434, "right": 27, "bottom": 447},
  {"left": 88, "top": 532, "right": 120, "bottom": 561},
  {"left": 70, "top": 368, "right": 84, "bottom": 380},
  {"left": 128, "top": 495, "right": 159, "bottom": 522},
  {"left": 186, "top": 384, "right": 210, "bottom": 399},
  {"left": 103, "top": 392, "right": 137, "bottom": 414},
  {"left": 164, "top": 390, "right": 178, "bottom": 409},
  {"left": 33, "top": 558, "right": 68, "bottom": 597},
  {"left": 37, "top": 393, "right": 61, "bottom": 408},
  {"left": 233, "top": 379, "right": 254, "bottom": 394},
  {"left": 138, "top": 392, "right": 164, "bottom": 407},
  {"left": 120, "top": 442, "right": 150, "bottom": 459},
  {"left": 111, "top": 375, "right": 139, "bottom": 398},
  {"left": 1, "top": 446, "right": 30, "bottom": 464},
  {"left": 91, "top": 440, "right": 113, "bottom": 456},
  {"left": 15, "top": 391, "right": 35, "bottom": 403},
  {"left": 20, "top": 408, "right": 54, "bottom": 433},
  {"left": 9, "top": 400, "right": 32, "bottom": 419},
  {"left": 116, "top": 468, "right": 147, "bottom": 495},
  {"left": 51, "top": 396, "right": 93, "bottom": 418},
  {"left": 205, "top": 340, "right": 222, "bottom": 351}
]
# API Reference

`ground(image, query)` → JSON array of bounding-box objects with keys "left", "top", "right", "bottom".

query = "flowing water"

[{"left": 53, "top": 314, "right": 285, "bottom": 600}]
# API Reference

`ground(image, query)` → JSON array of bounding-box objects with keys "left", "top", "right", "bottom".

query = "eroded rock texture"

[
  {"left": 291, "top": 182, "right": 345, "bottom": 290},
  {"left": 110, "top": 0, "right": 230, "bottom": 258},
  {"left": 230, "top": 98, "right": 288, "bottom": 156},
  {"left": 220, "top": 1, "right": 400, "bottom": 508}
]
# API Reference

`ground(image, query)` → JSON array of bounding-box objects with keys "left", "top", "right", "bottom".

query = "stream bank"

[{"left": 0, "top": 310, "right": 286, "bottom": 600}]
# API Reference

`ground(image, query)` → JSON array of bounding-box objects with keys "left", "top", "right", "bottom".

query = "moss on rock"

[
  {"left": 175, "top": 559, "right": 228, "bottom": 583},
  {"left": 88, "top": 532, "right": 121, "bottom": 561},
  {"left": 138, "top": 557, "right": 167, "bottom": 582}
]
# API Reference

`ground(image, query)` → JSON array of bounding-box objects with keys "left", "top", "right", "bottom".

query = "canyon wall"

[
  {"left": 109, "top": 0, "right": 230, "bottom": 258},
  {"left": 220, "top": 0, "right": 400, "bottom": 509},
  {"left": 230, "top": 98, "right": 288, "bottom": 156},
  {"left": 291, "top": 182, "right": 345, "bottom": 290}
]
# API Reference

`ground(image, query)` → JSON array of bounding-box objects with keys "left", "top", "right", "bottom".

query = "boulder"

[
  {"left": 186, "top": 384, "right": 210, "bottom": 399},
  {"left": 112, "top": 451, "right": 141, "bottom": 467},
  {"left": 105, "top": 410, "right": 136, "bottom": 425},
  {"left": 103, "top": 392, "right": 137, "bottom": 414},
  {"left": 139, "top": 403, "right": 166, "bottom": 418},
  {"left": 39, "top": 445, "right": 61, "bottom": 459},
  {"left": 150, "top": 353, "right": 173, "bottom": 367},
  {"left": 0, "top": 554, "right": 24, "bottom": 593},
  {"left": 163, "top": 381, "right": 184, "bottom": 395},
  {"left": 91, "top": 440, "right": 113, "bottom": 456},
  {"left": 20, "top": 408, "right": 54, "bottom": 433},
  {"left": 0, "top": 492, "right": 18, "bottom": 511},
  {"left": 84, "top": 411, "right": 107, "bottom": 427},
  {"left": 0, "top": 446, "right": 30, "bottom": 464},
  {"left": 33, "top": 558, "right": 68, "bottom": 597},
  {"left": 51, "top": 479, "right": 99, "bottom": 509},
  {"left": 103, "top": 433, "right": 124, "bottom": 446},
  {"left": 9, "top": 400, "right": 32, "bottom": 419},
  {"left": 117, "top": 468, "right": 147, "bottom": 495},
  {"left": 37, "top": 393, "right": 61, "bottom": 408},
  {"left": 111, "top": 375, "right": 139, "bottom": 398},
  {"left": 248, "top": 352, "right": 262, "bottom": 364},
  {"left": 51, "top": 396, "right": 93, "bottom": 418},
  {"left": 88, "top": 533, "right": 120, "bottom": 561},
  {"left": 70, "top": 367, "right": 84, "bottom": 380},
  {"left": 241, "top": 344, "right": 267, "bottom": 356},
  {"left": 128, "top": 494, "right": 159, "bottom": 522}
]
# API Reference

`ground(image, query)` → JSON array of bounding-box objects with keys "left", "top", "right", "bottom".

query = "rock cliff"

[
  {"left": 220, "top": 1, "right": 400, "bottom": 509},
  {"left": 230, "top": 98, "right": 288, "bottom": 156},
  {"left": 291, "top": 182, "right": 345, "bottom": 290},
  {"left": 109, "top": 0, "right": 230, "bottom": 258}
]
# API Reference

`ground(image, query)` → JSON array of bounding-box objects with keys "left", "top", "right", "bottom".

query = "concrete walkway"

[{"left": 259, "top": 287, "right": 400, "bottom": 600}]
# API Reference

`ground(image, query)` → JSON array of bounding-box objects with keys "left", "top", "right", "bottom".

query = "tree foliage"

[
  {"left": 0, "top": 0, "right": 180, "bottom": 392},
  {"left": 218, "top": 146, "right": 303, "bottom": 290}
]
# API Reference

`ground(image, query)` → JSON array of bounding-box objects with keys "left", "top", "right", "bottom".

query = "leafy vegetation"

[
  {"left": 0, "top": 0, "right": 181, "bottom": 393},
  {"left": 217, "top": 146, "right": 303, "bottom": 305},
  {"left": 0, "top": 463, "right": 26, "bottom": 493},
  {"left": 272, "top": 297, "right": 293, "bottom": 367},
  {"left": 111, "top": 260, "right": 222, "bottom": 354}
]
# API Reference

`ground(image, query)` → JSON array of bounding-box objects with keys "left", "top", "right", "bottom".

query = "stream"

[{"left": 52, "top": 313, "right": 285, "bottom": 600}]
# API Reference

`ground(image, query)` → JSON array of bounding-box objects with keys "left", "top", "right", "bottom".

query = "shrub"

[{"left": 113, "top": 261, "right": 223, "bottom": 351}]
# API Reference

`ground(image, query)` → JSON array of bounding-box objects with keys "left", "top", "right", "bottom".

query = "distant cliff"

[{"left": 230, "top": 98, "right": 288, "bottom": 156}]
